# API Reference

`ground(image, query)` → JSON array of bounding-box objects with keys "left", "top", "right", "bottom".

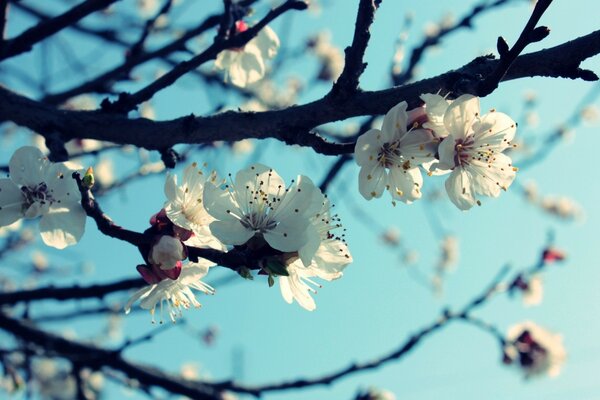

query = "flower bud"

[{"left": 149, "top": 235, "right": 186, "bottom": 270}]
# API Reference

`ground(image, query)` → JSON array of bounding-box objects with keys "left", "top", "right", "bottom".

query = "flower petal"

[
  {"left": 473, "top": 111, "right": 517, "bottom": 150},
  {"left": 203, "top": 182, "right": 239, "bottom": 221},
  {"left": 0, "top": 179, "right": 24, "bottom": 226},
  {"left": 388, "top": 166, "right": 423, "bottom": 203},
  {"left": 443, "top": 94, "right": 480, "bottom": 140},
  {"left": 209, "top": 219, "right": 254, "bottom": 246},
  {"left": 39, "top": 202, "right": 86, "bottom": 249},
  {"left": 354, "top": 129, "right": 384, "bottom": 167},
  {"left": 9, "top": 146, "right": 48, "bottom": 187},
  {"left": 358, "top": 164, "right": 387, "bottom": 200},
  {"left": 445, "top": 168, "right": 476, "bottom": 210},
  {"left": 381, "top": 101, "right": 409, "bottom": 142},
  {"left": 264, "top": 215, "right": 310, "bottom": 252},
  {"left": 254, "top": 25, "right": 280, "bottom": 59}
]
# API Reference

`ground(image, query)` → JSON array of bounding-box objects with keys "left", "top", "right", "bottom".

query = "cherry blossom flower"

[
  {"left": 125, "top": 260, "right": 215, "bottom": 323},
  {"left": 434, "top": 94, "right": 518, "bottom": 210},
  {"left": 215, "top": 21, "right": 280, "bottom": 88},
  {"left": 0, "top": 146, "right": 86, "bottom": 249},
  {"left": 504, "top": 321, "right": 566, "bottom": 378},
  {"left": 278, "top": 195, "right": 352, "bottom": 310},
  {"left": 355, "top": 101, "right": 436, "bottom": 203},
  {"left": 203, "top": 164, "right": 321, "bottom": 254},
  {"left": 163, "top": 162, "right": 224, "bottom": 250},
  {"left": 279, "top": 240, "right": 352, "bottom": 311}
]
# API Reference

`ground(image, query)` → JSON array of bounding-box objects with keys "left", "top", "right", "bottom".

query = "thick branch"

[
  {"left": 0, "top": 0, "right": 119, "bottom": 60},
  {"left": 1, "top": 30, "right": 599, "bottom": 154}
]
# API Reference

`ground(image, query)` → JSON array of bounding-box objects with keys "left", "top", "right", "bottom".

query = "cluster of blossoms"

[
  {"left": 125, "top": 162, "right": 352, "bottom": 319},
  {"left": 215, "top": 21, "right": 280, "bottom": 88},
  {"left": 0, "top": 147, "right": 86, "bottom": 249},
  {"left": 355, "top": 94, "right": 518, "bottom": 210},
  {"left": 503, "top": 321, "right": 566, "bottom": 378}
]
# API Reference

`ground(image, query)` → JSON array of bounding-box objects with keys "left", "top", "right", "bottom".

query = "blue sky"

[{"left": 2, "top": 0, "right": 600, "bottom": 399}]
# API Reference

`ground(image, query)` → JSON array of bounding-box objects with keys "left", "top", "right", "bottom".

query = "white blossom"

[
  {"left": 163, "top": 162, "right": 223, "bottom": 250},
  {"left": 279, "top": 240, "right": 352, "bottom": 311},
  {"left": 355, "top": 101, "right": 436, "bottom": 203},
  {"left": 434, "top": 94, "right": 518, "bottom": 210},
  {"left": 522, "top": 275, "right": 544, "bottom": 307},
  {"left": 505, "top": 321, "right": 566, "bottom": 378},
  {"left": 125, "top": 260, "right": 215, "bottom": 323},
  {"left": 0, "top": 146, "right": 86, "bottom": 249},
  {"left": 279, "top": 196, "right": 352, "bottom": 310},
  {"left": 215, "top": 22, "right": 280, "bottom": 88},
  {"left": 203, "top": 164, "right": 322, "bottom": 255}
]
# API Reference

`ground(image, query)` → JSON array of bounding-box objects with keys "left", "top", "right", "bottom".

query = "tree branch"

[
  {"left": 0, "top": 312, "right": 224, "bottom": 399},
  {"left": 1, "top": 30, "right": 599, "bottom": 154},
  {"left": 331, "top": 0, "right": 380, "bottom": 96},
  {"left": 0, "top": 0, "right": 119, "bottom": 61},
  {"left": 103, "top": 0, "right": 308, "bottom": 113}
]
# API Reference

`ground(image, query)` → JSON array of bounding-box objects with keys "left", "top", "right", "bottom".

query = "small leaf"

[
  {"left": 268, "top": 275, "right": 275, "bottom": 287},
  {"left": 265, "top": 259, "right": 289, "bottom": 276},
  {"left": 237, "top": 266, "right": 254, "bottom": 280}
]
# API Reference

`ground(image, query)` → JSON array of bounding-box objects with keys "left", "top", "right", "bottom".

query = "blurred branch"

[
  {"left": 214, "top": 266, "right": 512, "bottom": 396},
  {"left": 0, "top": 0, "right": 118, "bottom": 60},
  {"left": 0, "top": 312, "right": 225, "bottom": 399},
  {"left": 0, "top": 277, "right": 145, "bottom": 305},
  {"left": 393, "top": 0, "right": 515, "bottom": 85},
  {"left": 103, "top": 0, "right": 308, "bottom": 113}
]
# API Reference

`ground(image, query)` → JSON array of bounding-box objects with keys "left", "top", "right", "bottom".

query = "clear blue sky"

[{"left": 2, "top": 0, "right": 600, "bottom": 399}]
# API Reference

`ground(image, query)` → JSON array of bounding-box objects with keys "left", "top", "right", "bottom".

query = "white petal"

[
  {"left": 388, "top": 166, "right": 423, "bottom": 203},
  {"left": 358, "top": 164, "right": 387, "bottom": 200},
  {"left": 45, "top": 163, "right": 81, "bottom": 202},
  {"left": 202, "top": 182, "right": 239, "bottom": 221},
  {"left": 443, "top": 94, "right": 480, "bottom": 140},
  {"left": 229, "top": 46, "right": 265, "bottom": 87},
  {"left": 473, "top": 111, "right": 517, "bottom": 150},
  {"left": 0, "top": 179, "right": 25, "bottom": 226},
  {"left": 273, "top": 175, "right": 320, "bottom": 221},
  {"left": 437, "top": 135, "right": 457, "bottom": 169},
  {"left": 264, "top": 215, "right": 310, "bottom": 252},
  {"left": 445, "top": 168, "right": 476, "bottom": 210},
  {"left": 235, "top": 163, "right": 285, "bottom": 198},
  {"left": 355, "top": 129, "right": 384, "bottom": 167},
  {"left": 468, "top": 153, "right": 516, "bottom": 197},
  {"left": 421, "top": 93, "right": 451, "bottom": 138},
  {"left": 39, "top": 202, "right": 86, "bottom": 249},
  {"left": 381, "top": 101, "right": 409, "bottom": 142},
  {"left": 310, "top": 240, "right": 352, "bottom": 280},
  {"left": 124, "top": 286, "right": 153, "bottom": 314},
  {"left": 298, "top": 223, "right": 321, "bottom": 267},
  {"left": 164, "top": 172, "right": 179, "bottom": 202},
  {"left": 254, "top": 25, "right": 280, "bottom": 59},
  {"left": 399, "top": 128, "right": 436, "bottom": 165},
  {"left": 209, "top": 219, "right": 254, "bottom": 246},
  {"left": 279, "top": 276, "right": 294, "bottom": 304},
  {"left": 9, "top": 146, "right": 48, "bottom": 187}
]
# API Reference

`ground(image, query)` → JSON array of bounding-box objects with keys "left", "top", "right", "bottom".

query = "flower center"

[
  {"left": 21, "top": 182, "right": 55, "bottom": 216},
  {"left": 240, "top": 212, "right": 278, "bottom": 232},
  {"left": 453, "top": 135, "right": 475, "bottom": 166},
  {"left": 377, "top": 141, "right": 401, "bottom": 168}
]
